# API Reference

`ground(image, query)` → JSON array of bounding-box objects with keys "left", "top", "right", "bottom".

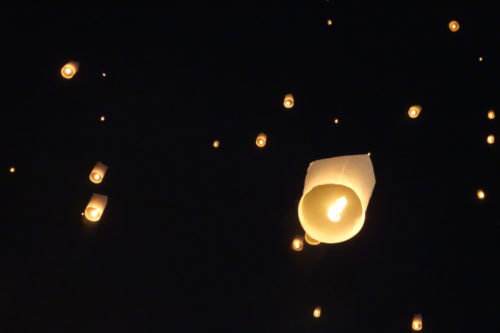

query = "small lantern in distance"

[
  {"left": 283, "top": 93, "right": 294, "bottom": 109},
  {"left": 305, "top": 233, "right": 320, "bottom": 246},
  {"left": 313, "top": 307, "right": 321, "bottom": 318},
  {"left": 327, "top": 19, "right": 333, "bottom": 26},
  {"left": 89, "top": 162, "right": 108, "bottom": 184},
  {"left": 487, "top": 134, "right": 495, "bottom": 144},
  {"left": 9, "top": 167, "right": 15, "bottom": 173},
  {"left": 412, "top": 314, "right": 423, "bottom": 331},
  {"left": 60, "top": 61, "right": 79, "bottom": 79},
  {"left": 256, "top": 132, "right": 267, "bottom": 148},
  {"left": 477, "top": 189, "right": 485, "bottom": 200},
  {"left": 100, "top": 116, "right": 106, "bottom": 122},
  {"left": 479, "top": 56, "right": 484, "bottom": 62},
  {"left": 334, "top": 118, "right": 339, "bottom": 124},
  {"left": 487, "top": 110, "right": 495, "bottom": 119},
  {"left": 291, "top": 237, "right": 304, "bottom": 252},
  {"left": 449, "top": 20, "right": 460, "bottom": 32},
  {"left": 213, "top": 140, "right": 220, "bottom": 148},
  {"left": 408, "top": 105, "right": 422, "bottom": 118},
  {"left": 84, "top": 193, "right": 108, "bottom": 222}
]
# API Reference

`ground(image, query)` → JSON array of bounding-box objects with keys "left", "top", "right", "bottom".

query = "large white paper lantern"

[
  {"left": 89, "top": 162, "right": 108, "bottom": 184},
  {"left": 298, "top": 154, "right": 376, "bottom": 244},
  {"left": 84, "top": 193, "right": 108, "bottom": 222}
]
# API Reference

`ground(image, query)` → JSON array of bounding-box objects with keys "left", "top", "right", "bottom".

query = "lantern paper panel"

[
  {"left": 283, "top": 94, "right": 294, "bottom": 109},
  {"left": 89, "top": 162, "right": 108, "bottom": 184},
  {"left": 412, "top": 313, "right": 423, "bottom": 331},
  {"left": 305, "top": 233, "right": 320, "bottom": 245},
  {"left": 298, "top": 154, "right": 376, "bottom": 244},
  {"left": 256, "top": 132, "right": 267, "bottom": 148},
  {"left": 84, "top": 193, "right": 108, "bottom": 222},
  {"left": 60, "top": 61, "right": 79, "bottom": 79}
]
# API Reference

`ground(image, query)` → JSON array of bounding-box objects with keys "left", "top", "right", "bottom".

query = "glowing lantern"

[
  {"left": 213, "top": 140, "right": 220, "bottom": 148},
  {"left": 408, "top": 105, "right": 422, "bottom": 118},
  {"left": 305, "top": 233, "right": 320, "bottom": 246},
  {"left": 100, "top": 116, "right": 106, "bottom": 122},
  {"left": 9, "top": 167, "right": 15, "bottom": 173},
  {"left": 256, "top": 132, "right": 267, "bottom": 148},
  {"left": 291, "top": 237, "right": 304, "bottom": 252},
  {"left": 84, "top": 193, "right": 108, "bottom": 222},
  {"left": 477, "top": 189, "right": 485, "bottom": 200},
  {"left": 486, "top": 134, "right": 495, "bottom": 144},
  {"left": 334, "top": 118, "right": 339, "bottom": 124},
  {"left": 313, "top": 307, "right": 321, "bottom": 318},
  {"left": 102, "top": 72, "right": 107, "bottom": 77},
  {"left": 60, "top": 61, "right": 79, "bottom": 79},
  {"left": 412, "top": 314, "right": 423, "bottom": 331},
  {"left": 327, "top": 19, "right": 333, "bottom": 26},
  {"left": 479, "top": 56, "right": 484, "bottom": 62},
  {"left": 298, "top": 154, "right": 376, "bottom": 244},
  {"left": 487, "top": 110, "right": 495, "bottom": 119},
  {"left": 89, "top": 162, "right": 108, "bottom": 184},
  {"left": 449, "top": 20, "right": 460, "bottom": 32},
  {"left": 283, "top": 94, "right": 294, "bottom": 109}
]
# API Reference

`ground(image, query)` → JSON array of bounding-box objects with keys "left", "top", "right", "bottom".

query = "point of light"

[
  {"left": 487, "top": 134, "right": 495, "bottom": 144},
  {"left": 213, "top": 140, "right": 220, "bottom": 148},
  {"left": 487, "top": 110, "right": 495, "bottom": 119},
  {"left": 291, "top": 237, "right": 303, "bottom": 252},
  {"left": 327, "top": 196, "right": 348, "bottom": 222},
  {"left": 9, "top": 167, "right": 15, "bottom": 173},
  {"left": 408, "top": 105, "right": 421, "bottom": 118},
  {"left": 102, "top": 72, "right": 107, "bottom": 77},
  {"left": 477, "top": 189, "right": 485, "bottom": 200},
  {"left": 92, "top": 173, "right": 101, "bottom": 181},
  {"left": 334, "top": 118, "right": 339, "bottom": 124},
  {"left": 479, "top": 56, "right": 483, "bottom": 62},
  {"left": 449, "top": 20, "right": 460, "bottom": 32},
  {"left": 327, "top": 19, "right": 333, "bottom": 26},
  {"left": 313, "top": 307, "right": 321, "bottom": 318}
]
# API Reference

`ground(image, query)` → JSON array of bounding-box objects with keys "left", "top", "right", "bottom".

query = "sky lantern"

[
  {"left": 213, "top": 140, "right": 220, "bottom": 148},
  {"left": 305, "top": 233, "right": 320, "bottom": 245},
  {"left": 298, "top": 154, "right": 376, "bottom": 244},
  {"left": 327, "top": 19, "right": 333, "bottom": 26},
  {"left": 283, "top": 93, "right": 294, "bottom": 109},
  {"left": 255, "top": 132, "right": 267, "bottom": 148},
  {"left": 9, "top": 167, "right": 15, "bottom": 173},
  {"left": 477, "top": 189, "right": 485, "bottom": 200},
  {"left": 408, "top": 105, "right": 422, "bottom": 118},
  {"left": 84, "top": 193, "right": 108, "bottom": 222},
  {"left": 313, "top": 307, "right": 321, "bottom": 318},
  {"left": 486, "top": 134, "right": 495, "bottom": 144},
  {"left": 89, "top": 162, "right": 108, "bottom": 184},
  {"left": 100, "top": 116, "right": 106, "bottom": 122},
  {"left": 333, "top": 118, "right": 339, "bottom": 124},
  {"left": 291, "top": 237, "right": 304, "bottom": 252},
  {"left": 412, "top": 314, "right": 423, "bottom": 331},
  {"left": 60, "top": 61, "right": 79, "bottom": 79},
  {"left": 487, "top": 110, "right": 495, "bottom": 119},
  {"left": 479, "top": 56, "right": 484, "bottom": 62},
  {"left": 448, "top": 20, "right": 460, "bottom": 32}
]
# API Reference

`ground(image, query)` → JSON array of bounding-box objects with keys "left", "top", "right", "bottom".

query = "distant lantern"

[
  {"left": 327, "top": 19, "right": 333, "bottom": 26},
  {"left": 9, "top": 167, "right": 15, "bottom": 173},
  {"left": 479, "top": 56, "right": 484, "bottom": 62},
  {"left": 102, "top": 72, "right": 107, "bottom": 77},
  {"left": 486, "top": 134, "right": 495, "bottom": 144},
  {"left": 313, "top": 307, "right": 321, "bottom": 318},
  {"left": 305, "top": 233, "right": 320, "bottom": 246},
  {"left": 449, "top": 20, "right": 460, "bottom": 32},
  {"left": 256, "top": 132, "right": 267, "bottom": 148},
  {"left": 412, "top": 314, "right": 423, "bottom": 331},
  {"left": 408, "top": 105, "right": 422, "bottom": 118},
  {"left": 213, "top": 140, "right": 220, "bottom": 148},
  {"left": 291, "top": 237, "right": 304, "bottom": 252},
  {"left": 283, "top": 94, "right": 294, "bottom": 109},
  {"left": 477, "top": 189, "right": 485, "bottom": 200},
  {"left": 84, "top": 193, "right": 108, "bottom": 222},
  {"left": 100, "top": 116, "right": 106, "bottom": 122},
  {"left": 60, "top": 61, "right": 79, "bottom": 79},
  {"left": 487, "top": 110, "right": 495, "bottom": 119},
  {"left": 89, "top": 162, "right": 108, "bottom": 184},
  {"left": 334, "top": 118, "right": 339, "bottom": 124},
  {"left": 298, "top": 154, "right": 376, "bottom": 244}
]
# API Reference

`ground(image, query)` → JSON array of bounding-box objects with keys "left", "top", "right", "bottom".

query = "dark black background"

[{"left": 0, "top": 1, "right": 498, "bottom": 332}]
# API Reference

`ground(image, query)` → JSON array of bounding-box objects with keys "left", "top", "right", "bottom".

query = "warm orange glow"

[
  {"left": 256, "top": 132, "right": 267, "bottom": 148},
  {"left": 477, "top": 189, "right": 485, "bottom": 200},
  {"left": 449, "top": 20, "right": 460, "bottom": 32},
  {"left": 84, "top": 193, "right": 108, "bottom": 222},
  {"left": 313, "top": 307, "right": 321, "bottom": 318},
  {"left": 284, "top": 93, "right": 294, "bottom": 109},
  {"left": 327, "top": 196, "right": 348, "bottom": 222},
  {"left": 367, "top": 152, "right": 371, "bottom": 156},
  {"left": 334, "top": 118, "right": 339, "bottom": 124},
  {"left": 412, "top": 314, "right": 423, "bottom": 331},
  {"left": 9, "top": 167, "right": 15, "bottom": 173},
  {"left": 100, "top": 116, "right": 106, "bottom": 122},
  {"left": 408, "top": 105, "right": 422, "bottom": 118},
  {"left": 487, "top": 110, "right": 495, "bottom": 119},
  {"left": 304, "top": 233, "right": 320, "bottom": 246},
  {"left": 291, "top": 237, "right": 304, "bottom": 252},
  {"left": 479, "top": 56, "right": 483, "bottom": 62},
  {"left": 327, "top": 19, "right": 333, "bottom": 26},
  {"left": 102, "top": 72, "right": 107, "bottom": 77},
  {"left": 213, "top": 140, "right": 220, "bottom": 148},
  {"left": 89, "top": 162, "right": 108, "bottom": 184},
  {"left": 486, "top": 134, "right": 495, "bottom": 144},
  {"left": 60, "top": 61, "right": 79, "bottom": 79}
]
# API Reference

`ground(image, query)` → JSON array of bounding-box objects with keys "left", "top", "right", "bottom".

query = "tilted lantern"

[
  {"left": 412, "top": 313, "right": 423, "bottom": 331},
  {"left": 84, "top": 193, "right": 108, "bottom": 222},
  {"left": 448, "top": 20, "right": 460, "bottom": 32},
  {"left": 291, "top": 237, "right": 304, "bottom": 252},
  {"left": 313, "top": 307, "right": 321, "bottom": 318},
  {"left": 60, "top": 61, "right": 79, "bottom": 79},
  {"left": 283, "top": 94, "right": 294, "bottom": 109},
  {"left": 408, "top": 105, "right": 422, "bottom": 118},
  {"left": 256, "top": 132, "right": 267, "bottom": 148},
  {"left": 89, "top": 162, "right": 108, "bottom": 184},
  {"left": 298, "top": 154, "right": 376, "bottom": 244},
  {"left": 304, "top": 233, "right": 320, "bottom": 246}
]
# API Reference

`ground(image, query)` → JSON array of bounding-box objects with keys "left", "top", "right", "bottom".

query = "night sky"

[{"left": 1, "top": 1, "right": 499, "bottom": 332}]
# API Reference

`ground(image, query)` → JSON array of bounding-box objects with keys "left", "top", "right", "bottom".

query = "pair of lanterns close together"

[{"left": 84, "top": 162, "right": 108, "bottom": 222}]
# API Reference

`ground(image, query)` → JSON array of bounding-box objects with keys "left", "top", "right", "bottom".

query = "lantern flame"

[
  {"left": 291, "top": 237, "right": 304, "bottom": 251},
  {"left": 412, "top": 314, "right": 423, "bottom": 331},
  {"left": 327, "top": 196, "right": 348, "bottom": 222}
]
